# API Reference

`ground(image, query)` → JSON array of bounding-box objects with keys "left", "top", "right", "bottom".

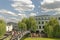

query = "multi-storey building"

[
  {"left": 6, "top": 22, "right": 18, "bottom": 32},
  {"left": 35, "top": 14, "right": 60, "bottom": 32}
]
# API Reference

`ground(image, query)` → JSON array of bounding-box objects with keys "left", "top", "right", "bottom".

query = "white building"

[
  {"left": 35, "top": 14, "right": 60, "bottom": 32},
  {"left": 6, "top": 24, "right": 13, "bottom": 32},
  {"left": 6, "top": 22, "right": 18, "bottom": 32}
]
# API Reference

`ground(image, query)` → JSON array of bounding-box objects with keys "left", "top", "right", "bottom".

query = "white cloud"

[
  {"left": 0, "top": 9, "right": 17, "bottom": 16},
  {"left": 11, "top": 0, "right": 35, "bottom": 12},
  {"left": 6, "top": 19, "right": 16, "bottom": 23},
  {"left": 53, "top": 12, "right": 60, "bottom": 15},
  {"left": 6, "top": 17, "right": 20, "bottom": 23},
  {"left": 30, "top": 13, "right": 37, "bottom": 16},
  {"left": 41, "top": 0, "right": 54, "bottom": 5},
  {"left": 41, "top": 0, "right": 60, "bottom": 13},
  {"left": 0, "top": 9, "right": 28, "bottom": 22},
  {"left": 18, "top": 13, "right": 27, "bottom": 19},
  {"left": 10, "top": 17, "right": 19, "bottom": 20},
  {"left": 41, "top": 0, "right": 60, "bottom": 5}
]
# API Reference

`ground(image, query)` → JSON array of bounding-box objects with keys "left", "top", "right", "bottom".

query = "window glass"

[
  {"left": 42, "top": 21, "right": 44, "bottom": 24},
  {"left": 43, "top": 26, "right": 44, "bottom": 28},
  {"left": 39, "top": 26, "right": 41, "bottom": 29},
  {"left": 59, "top": 17, "right": 60, "bottom": 20},
  {"left": 39, "top": 21, "right": 40, "bottom": 24}
]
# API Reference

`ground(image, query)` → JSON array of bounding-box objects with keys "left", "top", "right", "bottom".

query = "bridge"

[
  {"left": 10, "top": 31, "right": 30, "bottom": 40},
  {"left": 19, "top": 31, "right": 30, "bottom": 40}
]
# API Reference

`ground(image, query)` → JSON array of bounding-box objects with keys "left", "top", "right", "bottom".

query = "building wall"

[
  {"left": 6, "top": 22, "right": 18, "bottom": 32},
  {"left": 6, "top": 25, "right": 13, "bottom": 32},
  {"left": 35, "top": 15, "right": 60, "bottom": 32}
]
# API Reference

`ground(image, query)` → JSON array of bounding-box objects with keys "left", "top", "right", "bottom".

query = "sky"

[{"left": 0, "top": 0, "right": 60, "bottom": 22}]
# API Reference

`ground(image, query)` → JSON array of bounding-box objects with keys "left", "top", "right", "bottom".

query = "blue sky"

[
  {"left": 0, "top": 0, "right": 60, "bottom": 22},
  {"left": 0, "top": 0, "right": 42, "bottom": 14}
]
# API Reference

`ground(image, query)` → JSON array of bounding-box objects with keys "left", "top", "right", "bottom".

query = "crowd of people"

[{"left": 10, "top": 30, "right": 21, "bottom": 40}]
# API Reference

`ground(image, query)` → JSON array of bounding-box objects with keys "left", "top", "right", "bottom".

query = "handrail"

[
  {"left": 10, "top": 31, "right": 30, "bottom": 40},
  {"left": 19, "top": 31, "right": 30, "bottom": 40}
]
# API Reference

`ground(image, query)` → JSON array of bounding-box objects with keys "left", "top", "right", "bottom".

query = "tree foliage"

[
  {"left": 44, "top": 18, "right": 60, "bottom": 38},
  {"left": 18, "top": 21, "right": 27, "bottom": 31},
  {"left": 28, "top": 17, "right": 37, "bottom": 32},
  {"left": 18, "top": 17, "right": 37, "bottom": 32},
  {"left": 0, "top": 19, "right": 6, "bottom": 37}
]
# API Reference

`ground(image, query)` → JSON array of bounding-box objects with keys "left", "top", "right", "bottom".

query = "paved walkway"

[
  {"left": 19, "top": 31, "right": 30, "bottom": 40},
  {"left": 10, "top": 31, "right": 30, "bottom": 40}
]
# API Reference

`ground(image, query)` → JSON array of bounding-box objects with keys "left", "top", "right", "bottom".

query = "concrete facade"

[
  {"left": 6, "top": 22, "right": 18, "bottom": 32},
  {"left": 35, "top": 15, "right": 60, "bottom": 32},
  {"left": 6, "top": 24, "right": 13, "bottom": 32}
]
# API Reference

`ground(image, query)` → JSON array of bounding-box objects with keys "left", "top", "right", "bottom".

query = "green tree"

[
  {"left": 18, "top": 17, "right": 37, "bottom": 32},
  {"left": 23, "top": 17, "right": 37, "bottom": 32},
  {"left": 18, "top": 21, "right": 27, "bottom": 32},
  {"left": 0, "top": 19, "right": 6, "bottom": 38},
  {"left": 28, "top": 17, "right": 37, "bottom": 32},
  {"left": 44, "top": 18, "right": 60, "bottom": 38},
  {"left": 21, "top": 18, "right": 30, "bottom": 30}
]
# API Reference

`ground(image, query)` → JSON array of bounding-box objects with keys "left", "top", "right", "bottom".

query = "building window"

[
  {"left": 38, "top": 21, "right": 40, "bottom": 24},
  {"left": 42, "top": 21, "right": 44, "bottom": 24},
  {"left": 42, "top": 17, "right": 45, "bottom": 20},
  {"left": 43, "top": 26, "right": 44, "bottom": 28},
  {"left": 39, "top": 26, "right": 41, "bottom": 29},
  {"left": 36, "top": 18, "right": 38, "bottom": 20},
  {"left": 39, "top": 18, "right": 41, "bottom": 20},
  {"left": 42, "top": 17, "right": 43, "bottom": 20},
  {"left": 59, "top": 17, "right": 60, "bottom": 20}
]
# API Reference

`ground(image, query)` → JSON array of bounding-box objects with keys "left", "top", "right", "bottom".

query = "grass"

[
  {"left": 24, "top": 37, "right": 60, "bottom": 40},
  {"left": 20, "top": 33, "right": 60, "bottom": 40},
  {"left": 21, "top": 33, "right": 30, "bottom": 40},
  {"left": 0, "top": 35, "right": 4, "bottom": 38}
]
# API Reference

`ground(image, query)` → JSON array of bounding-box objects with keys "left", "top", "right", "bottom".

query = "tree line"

[
  {"left": 18, "top": 17, "right": 37, "bottom": 32},
  {"left": 0, "top": 17, "right": 60, "bottom": 38},
  {"left": 44, "top": 18, "right": 60, "bottom": 38}
]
